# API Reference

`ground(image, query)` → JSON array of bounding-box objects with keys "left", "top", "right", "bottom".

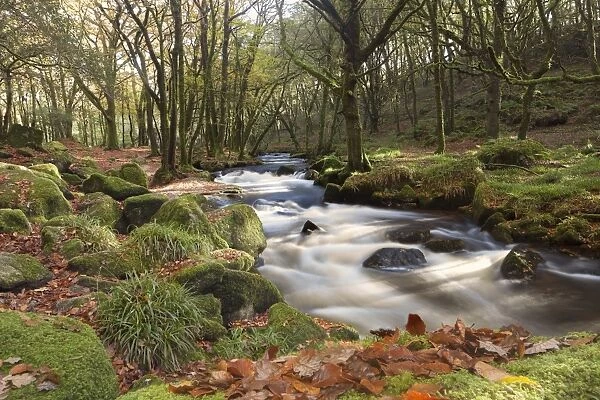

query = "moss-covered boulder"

[
  {"left": 154, "top": 195, "right": 227, "bottom": 251},
  {"left": 41, "top": 141, "right": 74, "bottom": 173},
  {"left": 29, "top": 163, "right": 62, "bottom": 181},
  {"left": 76, "top": 275, "right": 119, "bottom": 293},
  {"left": 0, "top": 208, "right": 31, "bottom": 234},
  {"left": 0, "top": 163, "right": 72, "bottom": 221},
  {"left": 176, "top": 263, "right": 282, "bottom": 323},
  {"left": 78, "top": 192, "right": 122, "bottom": 228},
  {"left": 210, "top": 248, "right": 255, "bottom": 271},
  {"left": 0, "top": 252, "right": 52, "bottom": 291},
  {"left": 122, "top": 193, "right": 168, "bottom": 230},
  {"left": 61, "top": 172, "right": 83, "bottom": 186},
  {"left": 323, "top": 183, "right": 343, "bottom": 203},
  {"left": 119, "top": 162, "right": 148, "bottom": 188},
  {"left": 5, "top": 124, "right": 43, "bottom": 148},
  {"left": 500, "top": 246, "right": 544, "bottom": 280},
  {"left": 554, "top": 216, "right": 592, "bottom": 245},
  {"left": 0, "top": 310, "right": 119, "bottom": 400},
  {"left": 341, "top": 166, "right": 414, "bottom": 203},
  {"left": 82, "top": 173, "right": 149, "bottom": 201},
  {"left": 208, "top": 204, "right": 266, "bottom": 257},
  {"left": 477, "top": 138, "right": 548, "bottom": 167},
  {"left": 472, "top": 182, "right": 505, "bottom": 224},
  {"left": 69, "top": 157, "right": 102, "bottom": 179},
  {"left": 310, "top": 155, "right": 345, "bottom": 173},
  {"left": 68, "top": 249, "right": 144, "bottom": 278},
  {"left": 267, "top": 303, "right": 327, "bottom": 349}
]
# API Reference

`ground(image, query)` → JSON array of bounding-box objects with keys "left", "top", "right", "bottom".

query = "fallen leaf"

[
  {"left": 478, "top": 341, "right": 508, "bottom": 358},
  {"left": 168, "top": 380, "right": 196, "bottom": 394},
  {"left": 359, "top": 378, "right": 385, "bottom": 394},
  {"left": 437, "top": 348, "right": 473, "bottom": 369},
  {"left": 227, "top": 359, "right": 255, "bottom": 378},
  {"left": 471, "top": 361, "right": 510, "bottom": 382},
  {"left": 283, "top": 376, "right": 320, "bottom": 396},
  {"left": 37, "top": 380, "right": 59, "bottom": 392},
  {"left": 563, "top": 335, "right": 597, "bottom": 347},
  {"left": 3, "top": 357, "right": 20, "bottom": 365},
  {"left": 5, "top": 372, "right": 36, "bottom": 388},
  {"left": 9, "top": 363, "right": 33, "bottom": 375},
  {"left": 311, "top": 363, "right": 344, "bottom": 388},
  {"left": 209, "top": 370, "right": 235, "bottom": 387},
  {"left": 524, "top": 338, "right": 560, "bottom": 355},
  {"left": 428, "top": 331, "right": 463, "bottom": 348},
  {"left": 406, "top": 314, "right": 426, "bottom": 336},
  {"left": 402, "top": 389, "right": 448, "bottom": 400},
  {"left": 292, "top": 350, "right": 322, "bottom": 377},
  {"left": 189, "top": 385, "right": 217, "bottom": 397},
  {"left": 454, "top": 319, "right": 466, "bottom": 339}
]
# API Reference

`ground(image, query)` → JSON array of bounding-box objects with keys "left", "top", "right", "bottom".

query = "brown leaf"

[
  {"left": 344, "top": 357, "right": 380, "bottom": 380},
  {"left": 381, "top": 361, "right": 428, "bottom": 376},
  {"left": 437, "top": 348, "right": 473, "bottom": 369},
  {"left": 266, "top": 379, "right": 292, "bottom": 396},
  {"left": 385, "top": 346, "right": 416, "bottom": 362},
  {"left": 228, "top": 359, "right": 255, "bottom": 378},
  {"left": 264, "top": 346, "right": 279, "bottom": 361},
  {"left": 478, "top": 340, "right": 508, "bottom": 358},
  {"left": 209, "top": 370, "right": 235, "bottom": 387},
  {"left": 428, "top": 331, "right": 463, "bottom": 348},
  {"left": 5, "top": 372, "right": 36, "bottom": 388},
  {"left": 454, "top": 319, "right": 466, "bottom": 339},
  {"left": 406, "top": 383, "right": 445, "bottom": 395},
  {"left": 292, "top": 350, "right": 322, "bottom": 377},
  {"left": 311, "top": 363, "right": 344, "bottom": 388},
  {"left": 524, "top": 338, "right": 560, "bottom": 355},
  {"left": 563, "top": 335, "right": 597, "bottom": 347},
  {"left": 283, "top": 376, "right": 320, "bottom": 396},
  {"left": 3, "top": 357, "right": 21, "bottom": 365},
  {"left": 189, "top": 385, "right": 217, "bottom": 397},
  {"left": 9, "top": 363, "right": 33, "bottom": 375},
  {"left": 471, "top": 361, "right": 510, "bottom": 382},
  {"left": 254, "top": 360, "right": 280, "bottom": 381},
  {"left": 406, "top": 314, "right": 426, "bottom": 336},
  {"left": 422, "top": 362, "right": 452, "bottom": 375},
  {"left": 168, "top": 380, "right": 196, "bottom": 394},
  {"left": 359, "top": 378, "right": 385, "bottom": 394}
]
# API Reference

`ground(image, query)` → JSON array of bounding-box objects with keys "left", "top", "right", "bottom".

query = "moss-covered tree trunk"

[{"left": 428, "top": 0, "right": 445, "bottom": 154}]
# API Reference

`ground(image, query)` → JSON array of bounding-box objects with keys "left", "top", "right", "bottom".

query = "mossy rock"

[
  {"left": 6, "top": 124, "right": 43, "bottom": 148},
  {"left": 477, "top": 138, "right": 548, "bottom": 167},
  {"left": 69, "top": 157, "right": 102, "bottom": 179},
  {"left": 15, "top": 147, "right": 35, "bottom": 157},
  {"left": 0, "top": 252, "right": 52, "bottom": 291},
  {"left": 554, "top": 216, "right": 592, "bottom": 245},
  {"left": 500, "top": 246, "right": 544, "bottom": 280},
  {"left": 0, "top": 208, "right": 31, "bottom": 234},
  {"left": 173, "top": 261, "right": 226, "bottom": 293},
  {"left": 60, "top": 238, "right": 86, "bottom": 260},
  {"left": 42, "top": 141, "right": 68, "bottom": 153},
  {"left": 424, "top": 238, "right": 466, "bottom": 253},
  {"left": 472, "top": 182, "right": 505, "bottom": 224},
  {"left": 61, "top": 172, "right": 84, "bottom": 186},
  {"left": 76, "top": 275, "right": 119, "bottom": 293},
  {"left": 328, "top": 325, "right": 360, "bottom": 341},
  {"left": 0, "top": 164, "right": 72, "bottom": 221},
  {"left": 82, "top": 173, "right": 149, "bottom": 201},
  {"left": 0, "top": 149, "right": 12, "bottom": 159},
  {"left": 310, "top": 155, "right": 345, "bottom": 173},
  {"left": 316, "top": 167, "right": 350, "bottom": 186},
  {"left": 323, "top": 183, "right": 343, "bottom": 203},
  {"left": 122, "top": 193, "right": 168, "bottom": 230},
  {"left": 29, "top": 168, "right": 73, "bottom": 201},
  {"left": 42, "top": 141, "right": 74, "bottom": 173},
  {"left": 341, "top": 166, "right": 413, "bottom": 203},
  {"left": 0, "top": 310, "right": 119, "bottom": 400},
  {"left": 267, "top": 302, "right": 326, "bottom": 349},
  {"left": 29, "top": 163, "right": 62, "bottom": 181},
  {"left": 67, "top": 249, "right": 144, "bottom": 278},
  {"left": 119, "top": 162, "right": 148, "bottom": 188},
  {"left": 210, "top": 249, "right": 255, "bottom": 271},
  {"left": 179, "top": 264, "right": 283, "bottom": 324},
  {"left": 154, "top": 195, "right": 227, "bottom": 252},
  {"left": 208, "top": 204, "right": 266, "bottom": 257},
  {"left": 78, "top": 192, "right": 122, "bottom": 228}
]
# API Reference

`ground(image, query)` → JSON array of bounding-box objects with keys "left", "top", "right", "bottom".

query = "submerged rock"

[
  {"left": 301, "top": 219, "right": 322, "bottom": 235},
  {"left": 424, "top": 238, "right": 466, "bottom": 253},
  {"left": 386, "top": 228, "right": 431, "bottom": 243},
  {"left": 362, "top": 247, "right": 427, "bottom": 271},
  {"left": 500, "top": 246, "right": 544, "bottom": 280},
  {"left": 276, "top": 165, "right": 296, "bottom": 176}
]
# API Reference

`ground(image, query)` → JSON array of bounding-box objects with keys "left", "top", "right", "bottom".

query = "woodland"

[{"left": 1, "top": 0, "right": 600, "bottom": 399}]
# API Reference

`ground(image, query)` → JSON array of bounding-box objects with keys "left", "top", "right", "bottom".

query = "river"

[{"left": 215, "top": 153, "right": 600, "bottom": 335}]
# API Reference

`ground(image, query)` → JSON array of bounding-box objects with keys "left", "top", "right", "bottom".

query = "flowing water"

[{"left": 215, "top": 154, "right": 600, "bottom": 335}]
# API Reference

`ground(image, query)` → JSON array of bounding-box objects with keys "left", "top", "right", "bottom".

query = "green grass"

[{"left": 211, "top": 326, "right": 291, "bottom": 360}]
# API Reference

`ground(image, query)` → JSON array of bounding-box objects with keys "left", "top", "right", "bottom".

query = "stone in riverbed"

[
  {"left": 386, "top": 228, "right": 432, "bottom": 243},
  {"left": 301, "top": 219, "right": 322, "bottom": 235},
  {"left": 276, "top": 165, "right": 296, "bottom": 176},
  {"left": 424, "top": 238, "right": 465, "bottom": 253},
  {"left": 500, "top": 246, "right": 544, "bottom": 280},
  {"left": 362, "top": 247, "right": 427, "bottom": 271}
]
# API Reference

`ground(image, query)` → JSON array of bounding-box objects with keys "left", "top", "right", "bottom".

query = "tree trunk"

[
  {"left": 1, "top": 70, "right": 13, "bottom": 137},
  {"left": 428, "top": 0, "right": 445, "bottom": 153}
]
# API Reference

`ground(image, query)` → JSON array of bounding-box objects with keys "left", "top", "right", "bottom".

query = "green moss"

[
  {"left": 82, "top": 173, "right": 150, "bottom": 201},
  {"left": 173, "top": 261, "right": 226, "bottom": 293},
  {"left": 122, "top": 193, "right": 168, "bottom": 230},
  {"left": 68, "top": 249, "right": 145, "bottom": 278},
  {"left": 61, "top": 172, "right": 84, "bottom": 186},
  {"left": 209, "top": 204, "right": 267, "bottom": 257},
  {"left": 0, "top": 165, "right": 72, "bottom": 220},
  {"left": 78, "top": 192, "right": 122, "bottom": 228},
  {"left": 554, "top": 216, "right": 592, "bottom": 245},
  {"left": 0, "top": 252, "right": 52, "bottom": 291},
  {"left": 435, "top": 342, "right": 600, "bottom": 400},
  {"left": 0, "top": 310, "right": 118, "bottom": 400},
  {"left": 328, "top": 325, "right": 360, "bottom": 341},
  {"left": 29, "top": 163, "right": 62, "bottom": 180},
  {"left": 61, "top": 238, "right": 86, "bottom": 260},
  {"left": 267, "top": 302, "right": 327, "bottom": 350},
  {"left": 6, "top": 124, "right": 43, "bottom": 148},
  {"left": 210, "top": 249, "right": 255, "bottom": 271},
  {"left": 384, "top": 372, "right": 416, "bottom": 395},
  {"left": 118, "top": 383, "right": 225, "bottom": 400},
  {"left": 418, "top": 156, "right": 484, "bottom": 200},
  {"left": 69, "top": 157, "right": 102, "bottom": 179},
  {"left": 154, "top": 195, "right": 227, "bottom": 252},
  {"left": 42, "top": 141, "right": 68, "bottom": 153},
  {"left": 477, "top": 138, "right": 548, "bottom": 167},
  {"left": 0, "top": 208, "right": 31, "bottom": 234},
  {"left": 119, "top": 162, "right": 148, "bottom": 188},
  {"left": 342, "top": 166, "right": 414, "bottom": 200}
]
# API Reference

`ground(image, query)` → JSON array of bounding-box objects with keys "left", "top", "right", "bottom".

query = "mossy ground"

[{"left": 0, "top": 310, "right": 119, "bottom": 400}]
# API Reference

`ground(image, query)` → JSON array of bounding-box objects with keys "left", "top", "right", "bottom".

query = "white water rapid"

[{"left": 216, "top": 154, "right": 600, "bottom": 335}]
